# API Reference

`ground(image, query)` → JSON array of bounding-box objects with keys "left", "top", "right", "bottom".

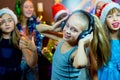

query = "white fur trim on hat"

[
  {"left": 95, "top": 0, "right": 112, "bottom": 5},
  {"left": 100, "top": 2, "right": 120, "bottom": 25},
  {"left": 0, "top": 8, "right": 18, "bottom": 24},
  {"left": 54, "top": 10, "right": 68, "bottom": 21},
  {"left": 92, "top": 0, "right": 112, "bottom": 14}
]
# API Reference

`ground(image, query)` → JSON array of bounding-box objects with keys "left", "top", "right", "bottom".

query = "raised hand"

[
  {"left": 52, "top": 15, "right": 68, "bottom": 32},
  {"left": 78, "top": 32, "right": 93, "bottom": 47},
  {"left": 19, "top": 34, "right": 36, "bottom": 52}
]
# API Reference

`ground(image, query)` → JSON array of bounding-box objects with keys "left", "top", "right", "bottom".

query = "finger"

[
  {"left": 19, "top": 40, "right": 28, "bottom": 46},
  {"left": 60, "top": 15, "right": 69, "bottom": 21},
  {"left": 20, "top": 35, "right": 30, "bottom": 43},
  {"left": 54, "top": 27, "right": 62, "bottom": 32},
  {"left": 31, "top": 36, "right": 35, "bottom": 43},
  {"left": 19, "top": 41, "right": 27, "bottom": 49},
  {"left": 53, "top": 15, "right": 68, "bottom": 28},
  {"left": 55, "top": 15, "right": 68, "bottom": 25}
]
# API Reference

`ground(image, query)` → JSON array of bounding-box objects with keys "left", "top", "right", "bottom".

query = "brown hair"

[
  {"left": 19, "top": 0, "right": 35, "bottom": 36},
  {"left": 0, "top": 14, "right": 20, "bottom": 49},
  {"left": 104, "top": 8, "right": 120, "bottom": 40},
  {"left": 91, "top": 15, "right": 110, "bottom": 69}
]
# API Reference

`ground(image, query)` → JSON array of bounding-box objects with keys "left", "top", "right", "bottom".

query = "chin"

[{"left": 25, "top": 14, "right": 32, "bottom": 18}]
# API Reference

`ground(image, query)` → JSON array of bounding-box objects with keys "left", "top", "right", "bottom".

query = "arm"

[
  {"left": 72, "top": 33, "right": 93, "bottom": 68},
  {"left": 36, "top": 16, "right": 68, "bottom": 41},
  {"left": 72, "top": 41, "right": 88, "bottom": 68},
  {"left": 19, "top": 35, "right": 38, "bottom": 68},
  {"left": 36, "top": 24, "right": 53, "bottom": 33},
  {"left": 36, "top": 24, "right": 62, "bottom": 41},
  {"left": 41, "top": 32, "right": 62, "bottom": 41},
  {"left": 36, "top": 15, "right": 68, "bottom": 33}
]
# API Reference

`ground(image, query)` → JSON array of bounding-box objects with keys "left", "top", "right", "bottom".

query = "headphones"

[{"left": 61, "top": 10, "right": 94, "bottom": 41}]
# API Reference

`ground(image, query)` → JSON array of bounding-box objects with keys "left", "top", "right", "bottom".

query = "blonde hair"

[
  {"left": 70, "top": 11, "right": 110, "bottom": 68},
  {"left": 77, "top": 13, "right": 89, "bottom": 30},
  {"left": 91, "top": 15, "right": 110, "bottom": 69},
  {"left": 71, "top": 12, "right": 89, "bottom": 30},
  {"left": 0, "top": 14, "right": 20, "bottom": 49}
]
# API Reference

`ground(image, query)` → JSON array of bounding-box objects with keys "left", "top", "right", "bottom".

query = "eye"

[
  {"left": 7, "top": 19, "right": 12, "bottom": 22},
  {"left": 30, "top": 6, "right": 33, "bottom": 9},
  {"left": 117, "top": 13, "right": 120, "bottom": 17},
  {"left": 24, "top": 6, "right": 29, "bottom": 8},
  {"left": 70, "top": 27, "right": 78, "bottom": 32},
  {"left": 107, "top": 15, "right": 112, "bottom": 18},
  {"left": 1, "top": 18, "right": 13, "bottom": 25}
]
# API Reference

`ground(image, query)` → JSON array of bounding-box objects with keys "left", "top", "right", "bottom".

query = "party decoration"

[{"left": 15, "top": 0, "right": 21, "bottom": 18}]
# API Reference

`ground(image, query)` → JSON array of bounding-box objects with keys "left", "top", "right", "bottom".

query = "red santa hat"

[
  {"left": 98, "top": 2, "right": 120, "bottom": 25},
  {"left": 52, "top": 3, "right": 68, "bottom": 21}
]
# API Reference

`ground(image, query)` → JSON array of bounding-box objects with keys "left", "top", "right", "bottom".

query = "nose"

[
  {"left": 66, "top": 28, "right": 70, "bottom": 34},
  {"left": 28, "top": 7, "right": 33, "bottom": 11},
  {"left": 113, "top": 16, "right": 118, "bottom": 21},
  {"left": 5, "top": 20, "right": 9, "bottom": 25}
]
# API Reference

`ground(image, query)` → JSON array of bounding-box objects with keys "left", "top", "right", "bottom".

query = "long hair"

[
  {"left": 0, "top": 15, "right": 20, "bottom": 49},
  {"left": 91, "top": 15, "right": 111, "bottom": 69},
  {"left": 69, "top": 10, "right": 111, "bottom": 69},
  {"left": 18, "top": 0, "right": 36, "bottom": 36},
  {"left": 104, "top": 8, "right": 120, "bottom": 40},
  {"left": 11, "top": 27, "right": 21, "bottom": 49}
]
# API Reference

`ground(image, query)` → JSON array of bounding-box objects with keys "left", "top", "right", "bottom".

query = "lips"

[
  {"left": 63, "top": 34, "right": 70, "bottom": 39},
  {"left": 112, "top": 22, "right": 119, "bottom": 28},
  {"left": 6, "top": 27, "right": 10, "bottom": 30}
]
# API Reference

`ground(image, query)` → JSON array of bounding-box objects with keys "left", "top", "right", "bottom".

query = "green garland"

[{"left": 15, "top": 0, "right": 21, "bottom": 18}]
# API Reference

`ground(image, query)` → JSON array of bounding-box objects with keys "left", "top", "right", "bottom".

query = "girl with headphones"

[{"left": 36, "top": 10, "right": 110, "bottom": 80}]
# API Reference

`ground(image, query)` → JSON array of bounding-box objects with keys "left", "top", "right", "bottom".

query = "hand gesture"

[
  {"left": 78, "top": 32, "right": 93, "bottom": 47},
  {"left": 52, "top": 15, "right": 68, "bottom": 32},
  {"left": 19, "top": 34, "right": 36, "bottom": 52}
]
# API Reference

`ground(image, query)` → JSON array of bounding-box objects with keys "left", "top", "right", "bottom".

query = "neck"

[
  {"left": 2, "top": 33, "right": 11, "bottom": 39},
  {"left": 110, "top": 31, "right": 119, "bottom": 39},
  {"left": 67, "top": 41, "right": 77, "bottom": 46},
  {"left": 21, "top": 16, "right": 28, "bottom": 28}
]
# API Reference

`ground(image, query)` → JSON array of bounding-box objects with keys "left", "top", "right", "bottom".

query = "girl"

[
  {"left": 15, "top": 0, "right": 46, "bottom": 80},
  {"left": 0, "top": 8, "right": 37, "bottom": 80},
  {"left": 91, "top": 0, "right": 112, "bottom": 15},
  {"left": 36, "top": 10, "right": 110, "bottom": 80},
  {"left": 96, "top": 2, "right": 120, "bottom": 80}
]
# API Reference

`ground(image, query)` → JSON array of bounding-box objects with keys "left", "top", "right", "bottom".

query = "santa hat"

[
  {"left": 95, "top": 0, "right": 112, "bottom": 5},
  {"left": 99, "top": 2, "right": 120, "bottom": 24},
  {"left": 52, "top": 3, "right": 68, "bottom": 21},
  {"left": 0, "top": 8, "right": 18, "bottom": 24},
  {"left": 91, "top": 0, "right": 112, "bottom": 14}
]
